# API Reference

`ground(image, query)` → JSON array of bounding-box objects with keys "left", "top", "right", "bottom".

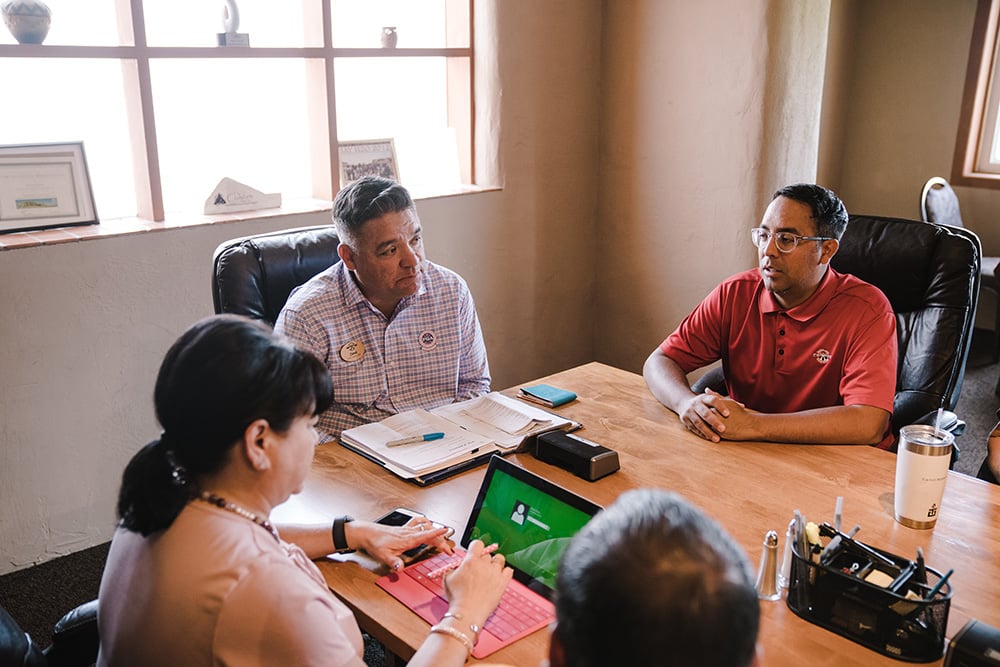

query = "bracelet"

[
  {"left": 442, "top": 611, "right": 481, "bottom": 641},
  {"left": 332, "top": 516, "right": 354, "bottom": 553},
  {"left": 429, "top": 623, "right": 474, "bottom": 656}
]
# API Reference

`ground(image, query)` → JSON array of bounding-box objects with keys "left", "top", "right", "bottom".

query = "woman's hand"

[
  {"left": 441, "top": 539, "right": 513, "bottom": 629},
  {"left": 346, "top": 516, "right": 454, "bottom": 571}
]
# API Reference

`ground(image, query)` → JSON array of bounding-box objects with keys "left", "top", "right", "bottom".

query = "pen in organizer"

[
  {"left": 819, "top": 522, "right": 895, "bottom": 569},
  {"left": 916, "top": 546, "right": 927, "bottom": 584},
  {"left": 793, "top": 509, "right": 806, "bottom": 557},
  {"left": 818, "top": 523, "right": 860, "bottom": 566},
  {"left": 924, "top": 568, "right": 953, "bottom": 600},
  {"left": 386, "top": 432, "right": 446, "bottom": 448}
]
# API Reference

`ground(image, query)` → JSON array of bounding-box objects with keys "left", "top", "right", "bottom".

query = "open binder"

[{"left": 339, "top": 392, "right": 577, "bottom": 485}]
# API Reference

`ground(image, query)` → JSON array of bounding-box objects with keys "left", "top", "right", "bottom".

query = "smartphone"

[{"left": 375, "top": 507, "right": 453, "bottom": 563}]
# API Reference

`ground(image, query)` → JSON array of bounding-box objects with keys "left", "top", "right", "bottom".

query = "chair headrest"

[
  {"left": 212, "top": 225, "right": 341, "bottom": 325},
  {"left": 833, "top": 215, "right": 979, "bottom": 314}
]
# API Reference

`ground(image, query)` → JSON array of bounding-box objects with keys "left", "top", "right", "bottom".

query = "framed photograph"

[
  {"left": 0, "top": 142, "right": 99, "bottom": 234},
  {"left": 338, "top": 138, "right": 400, "bottom": 187}
]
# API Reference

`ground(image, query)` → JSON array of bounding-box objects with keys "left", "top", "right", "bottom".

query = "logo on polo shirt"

[{"left": 813, "top": 348, "right": 832, "bottom": 364}]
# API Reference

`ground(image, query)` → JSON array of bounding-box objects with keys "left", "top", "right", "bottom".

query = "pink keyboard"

[{"left": 405, "top": 551, "right": 553, "bottom": 641}]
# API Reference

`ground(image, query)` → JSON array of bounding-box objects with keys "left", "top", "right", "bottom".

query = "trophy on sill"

[{"left": 217, "top": 0, "right": 249, "bottom": 47}]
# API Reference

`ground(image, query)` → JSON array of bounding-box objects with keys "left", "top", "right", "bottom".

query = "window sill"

[
  {"left": 0, "top": 185, "right": 498, "bottom": 252},
  {"left": 950, "top": 169, "right": 1000, "bottom": 191}
]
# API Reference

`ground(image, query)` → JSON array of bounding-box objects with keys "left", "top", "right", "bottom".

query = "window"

[
  {"left": 0, "top": 0, "right": 473, "bottom": 222},
  {"left": 955, "top": 0, "right": 1000, "bottom": 186}
]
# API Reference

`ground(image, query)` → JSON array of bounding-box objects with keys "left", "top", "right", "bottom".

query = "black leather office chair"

[
  {"left": 1, "top": 600, "right": 99, "bottom": 667},
  {"left": 211, "top": 225, "right": 341, "bottom": 326},
  {"left": 693, "top": 215, "right": 981, "bottom": 457},
  {"left": 922, "top": 176, "right": 1000, "bottom": 362}
]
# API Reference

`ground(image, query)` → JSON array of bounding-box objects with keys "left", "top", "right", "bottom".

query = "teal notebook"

[{"left": 517, "top": 383, "right": 578, "bottom": 408}]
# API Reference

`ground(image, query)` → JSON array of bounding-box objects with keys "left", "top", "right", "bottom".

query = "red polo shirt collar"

[{"left": 758, "top": 266, "right": 838, "bottom": 320}]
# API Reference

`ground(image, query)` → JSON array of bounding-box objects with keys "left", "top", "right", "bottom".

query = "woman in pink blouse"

[{"left": 98, "top": 314, "right": 510, "bottom": 666}]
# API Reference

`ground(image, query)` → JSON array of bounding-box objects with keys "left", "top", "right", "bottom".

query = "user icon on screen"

[{"left": 511, "top": 501, "right": 528, "bottom": 525}]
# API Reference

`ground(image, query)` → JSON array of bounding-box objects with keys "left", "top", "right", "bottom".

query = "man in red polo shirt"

[{"left": 643, "top": 184, "right": 896, "bottom": 449}]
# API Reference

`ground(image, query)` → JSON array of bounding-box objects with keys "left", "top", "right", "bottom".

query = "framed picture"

[
  {"left": 0, "top": 142, "right": 98, "bottom": 233},
  {"left": 338, "top": 138, "right": 400, "bottom": 187}
]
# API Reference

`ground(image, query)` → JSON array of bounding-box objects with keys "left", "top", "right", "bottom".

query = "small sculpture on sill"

[
  {"left": 218, "top": 0, "right": 249, "bottom": 47},
  {"left": 381, "top": 26, "right": 397, "bottom": 49},
  {"left": 2, "top": 0, "right": 52, "bottom": 45}
]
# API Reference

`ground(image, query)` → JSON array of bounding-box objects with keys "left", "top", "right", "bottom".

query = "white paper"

[
  {"left": 435, "top": 393, "right": 564, "bottom": 448},
  {"left": 203, "top": 177, "right": 281, "bottom": 214},
  {"left": 339, "top": 392, "right": 573, "bottom": 477},
  {"left": 460, "top": 393, "right": 551, "bottom": 435},
  {"left": 340, "top": 409, "right": 491, "bottom": 475}
]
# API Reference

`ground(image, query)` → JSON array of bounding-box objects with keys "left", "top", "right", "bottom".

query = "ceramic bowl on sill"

[{"left": 2, "top": 0, "right": 52, "bottom": 45}]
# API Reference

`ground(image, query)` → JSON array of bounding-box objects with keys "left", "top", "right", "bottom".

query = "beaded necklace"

[{"left": 196, "top": 491, "right": 280, "bottom": 543}]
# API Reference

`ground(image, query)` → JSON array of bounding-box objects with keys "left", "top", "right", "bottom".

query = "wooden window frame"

[
  {"left": 0, "top": 0, "right": 475, "bottom": 221},
  {"left": 953, "top": 0, "right": 1000, "bottom": 188}
]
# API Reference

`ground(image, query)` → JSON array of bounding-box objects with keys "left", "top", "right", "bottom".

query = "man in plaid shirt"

[{"left": 275, "top": 176, "right": 491, "bottom": 441}]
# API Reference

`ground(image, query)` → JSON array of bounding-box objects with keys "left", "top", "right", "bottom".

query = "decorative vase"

[
  {"left": 2, "top": 0, "right": 51, "bottom": 45},
  {"left": 380, "top": 26, "right": 397, "bottom": 49}
]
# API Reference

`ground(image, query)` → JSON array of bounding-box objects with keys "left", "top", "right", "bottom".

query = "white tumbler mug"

[{"left": 894, "top": 424, "right": 953, "bottom": 529}]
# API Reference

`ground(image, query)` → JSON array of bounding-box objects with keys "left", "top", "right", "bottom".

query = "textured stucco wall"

[
  {"left": 0, "top": 213, "right": 329, "bottom": 571},
  {"left": 594, "top": 0, "right": 831, "bottom": 374}
]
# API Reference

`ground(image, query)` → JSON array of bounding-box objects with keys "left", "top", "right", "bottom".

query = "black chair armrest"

[
  {"left": 0, "top": 605, "right": 46, "bottom": 667},
  {"left": 690, "top": 366, "right": 726, "bottom": 395},
  {"left": 44, "top": 599, "right": 99, "bottom": 667}
]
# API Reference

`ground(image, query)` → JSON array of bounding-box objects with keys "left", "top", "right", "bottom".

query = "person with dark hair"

[
  {"left": 644, "top": 184, "right": 897, "bottom": 447},
  {"left": 550, "top": 489, "right": 760, "bottom": 667},
  {"left": 275, "top": 175, "right": 491, "bottom": 441},
  {"left": 98, "top": 315, "right": 511, "bottom": 666}
]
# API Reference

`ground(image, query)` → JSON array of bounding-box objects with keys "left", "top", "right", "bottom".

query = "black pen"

[
  {"left": 916, "top": 546, "right": 927, "bottom": 585},
  {"left": 819, "top": 522, "right": 896, "bottom": 569},
  {"left": 889, "top": 561, "right": 916, "bottom": 594},
  {"left": 818, "top": 525, "right": 859, "bottom": 566},
  {"left": 819, "top": 535, "right": 842, "bottom": 566}
]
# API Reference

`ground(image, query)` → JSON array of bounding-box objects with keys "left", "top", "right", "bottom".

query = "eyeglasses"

[{"left": 750, "top": 228, "right": 833, "bottom": 253}]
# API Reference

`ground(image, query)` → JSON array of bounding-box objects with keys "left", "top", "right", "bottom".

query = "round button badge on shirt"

[
  {"left": 339, "top": 340, "right": 365, "bottom": 362},
  {"left": 418, "top": 331, "right": 437, "bottom": 351}
]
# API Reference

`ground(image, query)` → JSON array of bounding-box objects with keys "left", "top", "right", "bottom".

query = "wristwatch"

[{"left": 332, "top": 515, "right": 355, "bottom": 553}]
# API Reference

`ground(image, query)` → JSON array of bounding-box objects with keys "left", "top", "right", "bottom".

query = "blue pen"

[{"left": 386, "top": 432, "right": 446, "bottom": 447}]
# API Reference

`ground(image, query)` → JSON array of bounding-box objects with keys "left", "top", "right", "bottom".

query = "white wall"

[{"left": 0, "top": 0, "right": 603, "bottom": 574}]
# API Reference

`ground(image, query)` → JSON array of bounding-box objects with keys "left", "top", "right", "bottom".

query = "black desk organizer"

[{"left": 786, "top": 529, "right": 952, "bottom": 662}]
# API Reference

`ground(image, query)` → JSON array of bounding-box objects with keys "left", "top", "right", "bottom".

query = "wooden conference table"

[{"left": 273, "top": 362, "right": 1000, "bottom": 666}]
